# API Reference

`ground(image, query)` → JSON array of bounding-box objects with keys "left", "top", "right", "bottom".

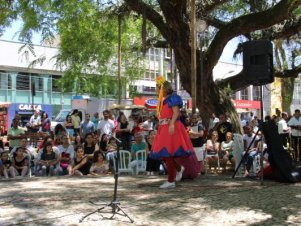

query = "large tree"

[
  {"left": 2, "top": 0, "right": 301, "bottom": 131},
  {"left": 123, "top": 0, "right": 301, "bottom": 130}
]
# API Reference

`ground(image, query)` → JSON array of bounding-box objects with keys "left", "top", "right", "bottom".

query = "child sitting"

[
  {"left": 0, "top": 151, "right": 14, "bottom": 178},
  {"left": 106, "top": 137, "right": 117, "bottom": 171},
  {"left": 89, "top": 151, "right": 109, "bottom": 176},
  {"left": 11, "top": 147, "right": 29, "bottom": 178},
  {"left": 36, "top": 142, "right": 59, "bottom": 176}
]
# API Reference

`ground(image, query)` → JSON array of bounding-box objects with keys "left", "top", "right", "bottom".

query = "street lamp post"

[
  {"left": 196, "top": 20, "right": 207, "bottom": 107},
  {"left": 190, "top": 0, "right": 197, "bottom": 114},
  {"left": 117, "top": 13, "right": 122, "bottom": 105}
]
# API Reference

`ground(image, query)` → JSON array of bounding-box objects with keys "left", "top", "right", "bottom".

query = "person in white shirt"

[
  {"left": 278, "top": 112, "right": 289, "bottom": 148},
  {"left": 97, "top": 110, "right": 115, "bottom": 139},
  {"left": 242, "top": 125, "right": 260, "bottom": 177},
  {"left": 208, "top": 113, "right": 219, "bottom": 134},
  {"left": 28, "top": 110, "right": 41, "bottom": 133},
  {"left": 288, "top": 109, "right": 301, "bottom": 161},
  {"left": 142, "top": 116, "right": 153, "bottom": 138},
  {"left": 57, "top": 135, "right": 75, "bottom": 175}
]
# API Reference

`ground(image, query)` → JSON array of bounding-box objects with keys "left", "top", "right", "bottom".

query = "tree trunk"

[
  {"left": 281, "top": 77, "right": 295, "bottom": 114},
  {"left": 173, "top": 46, "right": 242, "bottom": 133}
]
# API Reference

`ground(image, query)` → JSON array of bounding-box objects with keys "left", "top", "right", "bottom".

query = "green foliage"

[{"left": 0, "top": 0, "right": 148, "bottom": 98}]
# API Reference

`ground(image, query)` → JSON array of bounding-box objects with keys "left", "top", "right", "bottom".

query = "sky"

[{"left": 1, "top": 20, "right": 242, "bottom": 65}]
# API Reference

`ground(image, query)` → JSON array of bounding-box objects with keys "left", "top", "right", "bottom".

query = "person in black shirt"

[
  {"left": 214, "top": 114, "right": 233, "bottom": 143},
  {"left": 71, "top": 145, "right": 91, "bottom": 176},
  {"left": 116, "top": 114, "right": 131, "bottom": 151},
  {"left": 83, "top": 132, "right": 99, "bottom": 160}
]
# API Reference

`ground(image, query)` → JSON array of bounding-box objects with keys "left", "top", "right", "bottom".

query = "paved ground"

[{"left": 0, "top": 173, "right": 301, "bottom": 226}]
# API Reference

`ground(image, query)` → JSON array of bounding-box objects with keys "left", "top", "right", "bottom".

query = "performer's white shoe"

[
  {"left": 159, "top": 181, "right": 176, "bottom": 189},
  {"left": 175, "top": 166, "right": 185, "bottom": 182}
]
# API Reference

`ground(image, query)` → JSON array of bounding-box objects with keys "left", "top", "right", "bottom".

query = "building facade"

[{"left": 1, "top": 39, "right": 289, "bottom": 134}]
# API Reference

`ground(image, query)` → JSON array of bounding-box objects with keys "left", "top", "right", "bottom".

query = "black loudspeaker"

[
  {"left": 243, "top": 40, "right": 274, "bottom": 86},
  {"left": 262, "top": 120, "right": 301, "bottom": 183}
]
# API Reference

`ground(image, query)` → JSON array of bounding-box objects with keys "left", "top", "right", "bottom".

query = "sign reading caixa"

[
  {"left": 145, "top": 99, "right": 158, "bottom": 107},
  {"left": 18, "top": 104, "right": 42, "bottom": 111}
]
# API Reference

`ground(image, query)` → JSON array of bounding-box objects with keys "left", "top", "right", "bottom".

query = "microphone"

[{"left": 105, "top": 131, "right": 122, "bottom": 145}]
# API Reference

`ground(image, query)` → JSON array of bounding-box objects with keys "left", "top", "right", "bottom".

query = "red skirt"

[{"left": 150, "top": 120, "right": 194, "bottom": 160}]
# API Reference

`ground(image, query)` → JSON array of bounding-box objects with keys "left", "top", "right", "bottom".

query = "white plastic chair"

[
  {"left": 233, "top": 133, "right": 244, "bottom": 176},
  {"left": 135, "top": 150, "right": 147, "bottom": 175},
  {"left": 204, "top": 149, "right": 220, "bottom": 174},
  {"left": 118, "top": 150, "right": 132, "bottom": 175}
]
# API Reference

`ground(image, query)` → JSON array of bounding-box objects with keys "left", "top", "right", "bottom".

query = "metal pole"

[
  {"left": 199, "top": 33, "right": 203, "bottom": 106},
  {"left": 118, "top": 13, "right": 122, "bottom": 104},
  {"left": 190, "top": 0, "right": 197, "bottom": 114},
  {"left": 260, "top": 85, "right": 264, "bottom": 185}
]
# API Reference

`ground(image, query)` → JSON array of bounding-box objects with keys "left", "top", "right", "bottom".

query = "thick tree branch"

[
  {"left": 206, "top": 0, "right": 301, "bottom": 79},
  {"left": 274, "top": 65, "right": 301, "bottom": 78},
  {"left": 124, "top": 0, "right": 170, "bottom": 38},
  {"left": 217, "top": 64, "right": 301, "bottom": 91},
  {"left": 269, "top": 17, "right": 301, "bottom": 40},
  {"left": 215, "top": 71, "right": 247, "bottom": 92},
  {"left": 205, "top": 16, "right": 226, "bottom": 29},
  {"left": 198, "top": 0, "right": 229, "bottom": 12}
]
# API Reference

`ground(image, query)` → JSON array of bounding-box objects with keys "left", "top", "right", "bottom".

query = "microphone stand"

[{"left": 80, "top": 134, "right": 134, "bottom": 223}]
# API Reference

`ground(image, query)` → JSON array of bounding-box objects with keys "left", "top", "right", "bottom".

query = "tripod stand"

[
  {"left": 80, "top": 134, "right": 134, "bottom": 223},
  {"left": 232, "top": 85, "right": 265, "bottom": 185},
  {"left": 232, "top": 127, "right": 261, "bottom": 178}
]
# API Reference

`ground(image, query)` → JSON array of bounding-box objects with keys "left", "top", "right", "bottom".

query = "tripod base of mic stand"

[{"left": 79, "top": 200, "right": 134, "bottom": 223}]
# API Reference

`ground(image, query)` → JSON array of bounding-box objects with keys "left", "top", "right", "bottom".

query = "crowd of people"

[{"left": 1, "top": 95, "right": 301, "bottom": 187}]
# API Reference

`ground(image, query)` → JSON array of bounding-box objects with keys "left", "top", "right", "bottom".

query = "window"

[
  {"left": 8, "top": 74, "right": 12, "bottom": 89},
  {"left": 293, "top": 78, "right": 301, "bottom": 102},
  {"left": 31, "top": 76, "right": 43, "bottom": 91},
  {"left": 240, "top": 88, "right": 248, "bottom": 100},
  {"left": 253, "top": 86, "right": 260, "bottom": 101},
  {"left": 17, "top": 73, "right": 30, "bottom": 90},
  {"left": 50, "top": 75, "right": 61, "bottom": 92},
  {"left": 143, "top": 86, "right": 156, "bottom": 94},
  {"left": 0, "top": 72, "right": 12, "bottom": 90},
  {"left": 147, "top": 48, "right": 160, "bottom": 62},
  {"left": 231, "top": 92, "right": 236, "bottom": 100},
  {"left": 144, "top": 70, "right": 157, "bottom": 81},
  {"left": 165, "top": 48, "right": 171, "bottom": 59}
]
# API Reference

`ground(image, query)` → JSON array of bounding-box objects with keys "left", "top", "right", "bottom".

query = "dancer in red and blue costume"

[{"left": 150, "top": 76, "right": 195, "bottom": 188}]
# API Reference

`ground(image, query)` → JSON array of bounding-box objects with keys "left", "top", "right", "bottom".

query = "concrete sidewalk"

[{"left": 0, "top": 174, "right": 300, "bottom": 226}]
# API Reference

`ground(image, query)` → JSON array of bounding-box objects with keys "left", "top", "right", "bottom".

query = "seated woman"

[
  {"left": 71, "top": 145, "right": 91, "bottom": 176},
  {"left": 83, "top": 132, "right": 99, "bottom": 160},
  {"left": 36, "top": 142, "right": 59, "bottom": 176},
  {"left": 129, "top": 132, "right": 146, "bottom": 174},
  {"left": 11, "top": 147, "right": 29, "bottom": 178},
  {"left": 99, "top": 134, "right": 109, "bottom": 153},
  {"left": 89, "top": 151, "right": 109, "bottom": 176},
  {"left": 72, "top": 134, "right": 83, "bottom": 149},
  {"left": 0, "top": 151, "right": 14, "bottom": 178},
  {"left": 57, "top": 135, "right": 75, "bottom": 175},
  {"left": 54, "top": 124, "right": 68, "bottom": 146},
  {"left": 205, "top": 131, "right": 220, "bottom": 171},
  {"left": 220, "top": 132, "right": 235, "bottom": 170},
  {"left": 105, "top": 137, "right": 118, "bottom": 171},
  {"left": 145, "top": 130, "right": 161, "bottom": 176},
  {"left": 242, "top": 125, "right": 260, "bottom": 177}
]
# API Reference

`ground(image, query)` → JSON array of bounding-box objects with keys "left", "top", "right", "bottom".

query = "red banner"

[{"left": 233, "top": 100, "right": 261, "bottom": 109}]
